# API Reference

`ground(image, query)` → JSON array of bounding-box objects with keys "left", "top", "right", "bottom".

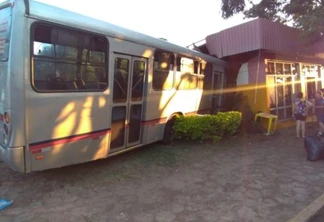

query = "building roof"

[{"left": 206, "top": 18, "right": 324, "bottom": 59}]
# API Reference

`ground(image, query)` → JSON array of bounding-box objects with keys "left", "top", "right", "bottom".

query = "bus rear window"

[
  {"left": 0, "top": 7, "right": 12, "bottom": 62},
  {"left": 32, "top": 24, "right": 108, "bottom": 92}
]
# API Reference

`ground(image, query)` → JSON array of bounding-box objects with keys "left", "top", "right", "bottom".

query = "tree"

[{"left": 221, "top": 0, "right": 324, "bottom": 43}]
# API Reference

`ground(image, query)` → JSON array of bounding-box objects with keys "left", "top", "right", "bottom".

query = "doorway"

[{"left": 110, "top": 54, "right": 147, "bottom": 151}]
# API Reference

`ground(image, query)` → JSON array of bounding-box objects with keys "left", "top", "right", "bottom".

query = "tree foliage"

[{"left": 221, "top": 0, "right": 324, "bottom": 42}]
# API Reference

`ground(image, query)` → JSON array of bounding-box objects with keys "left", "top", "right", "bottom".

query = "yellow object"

[{"left": 254, "top": 112, "right": 278, "bottom": 135}]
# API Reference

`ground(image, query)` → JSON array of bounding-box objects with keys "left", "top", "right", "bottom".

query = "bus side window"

[
  {"left": 152, "top": 49, "right": 174, "bottom": 90},
  {"left": 32, "top": 24, "right": 108, "bottom": 92},
  {"left": 194, "top": 61, "right": 199, "bottom": 74},
  {"left": 175, "top": 57, "right": 197, "bottom": 90}
]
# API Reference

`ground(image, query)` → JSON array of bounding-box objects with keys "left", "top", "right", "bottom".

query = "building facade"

[{"left": 204, "top": 18, "right": 324, "bottom": 122}]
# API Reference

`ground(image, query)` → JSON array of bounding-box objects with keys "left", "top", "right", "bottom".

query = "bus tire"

[{"left": 163, "top": 118, "right": 176, "bottom": 145}]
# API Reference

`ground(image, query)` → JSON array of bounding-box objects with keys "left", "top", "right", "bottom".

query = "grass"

[{"left": 134, "top": 143, "right": 183, "bottom": 167}]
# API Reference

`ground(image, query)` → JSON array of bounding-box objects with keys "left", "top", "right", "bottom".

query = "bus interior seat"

[
  {"left": 34, "top": 79, "right": 107, "bottom": 91},
  {"left": 65, "top": 81, "right": 78, "bottom": 90},
  {"left": 75, "top": 77, "right": 86, "bottom": 89}
]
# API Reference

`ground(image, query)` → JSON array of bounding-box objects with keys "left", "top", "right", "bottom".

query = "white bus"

[{"left": 0, "top": 0, "right": 226, "bottom": 172}]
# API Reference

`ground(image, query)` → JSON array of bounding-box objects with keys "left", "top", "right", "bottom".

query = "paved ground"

[{"left": 1, "top": 126, "right": 324, "bottom": 222}]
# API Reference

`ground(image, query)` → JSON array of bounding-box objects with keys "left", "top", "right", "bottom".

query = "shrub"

[{"left": 173, "top": 111, "right": 242, "bottom": 142}]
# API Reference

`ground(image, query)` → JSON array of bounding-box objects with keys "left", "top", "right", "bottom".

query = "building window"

[
  {"left": 284, "top": 63, "right": 291, "bottom": 74},
  {"left": 275, "top": 63, "right": 283, "bottom": 74},
  {"left": 32, "top": 23, "right": 108, "bottom": 92},
  {"left": 267, "top": 76, "right": 293, "bottom": 121},
  {"left": 266, "top": 60, "right": 323, "bottom": 121},
  {"left": 302, "top": 65, "right": 318, "bottom": 77},
  {"left": 153, "top": 50, "right": 174, "bottom": 90},
  {"left": 267, "top": 62, "right": 275, "bottom": 74},
  {"left": 266, "top": 61, "right": 294, "bottom": 75}
]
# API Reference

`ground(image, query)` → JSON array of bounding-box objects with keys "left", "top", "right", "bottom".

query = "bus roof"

[{"left": 26, "top": 0, "right": 226, "bottom": 66}]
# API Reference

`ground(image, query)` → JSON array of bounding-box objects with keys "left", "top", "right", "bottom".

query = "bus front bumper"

[{"left": 0, "top": 144, "right": 25, "bottom": 172}]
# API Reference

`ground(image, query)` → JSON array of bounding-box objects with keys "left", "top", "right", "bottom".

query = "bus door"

[
  {"left": 110, "top": 54, "right": 146, "bottom": 151},
  {"left": 211, "top": 71, "right": 223, "bottom": 112}
]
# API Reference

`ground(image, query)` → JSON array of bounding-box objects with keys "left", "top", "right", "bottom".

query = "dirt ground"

[{"left": 1, "top": 126, "right": 324, "bottom": 222}]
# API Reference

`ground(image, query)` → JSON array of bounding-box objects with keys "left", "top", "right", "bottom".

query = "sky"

[{"left": 36, "top": 0, "right": 252, "bottom": 47}]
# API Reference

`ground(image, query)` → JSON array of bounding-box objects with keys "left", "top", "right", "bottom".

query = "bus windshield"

[{"left": 0, "top": 6, "right": 11, "bottom": 62}]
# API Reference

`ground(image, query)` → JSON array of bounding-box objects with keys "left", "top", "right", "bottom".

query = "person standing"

[
  {"left": 294, "top": 92, "right": 313, "bottom": 138},
  {"left": 314, "top": 91, "right": 324, "bottom": 136}
]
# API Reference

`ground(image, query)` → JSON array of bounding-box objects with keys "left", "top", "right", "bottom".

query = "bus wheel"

[{"left": 163, "top": 118, "right": 175, "bottom": 145}]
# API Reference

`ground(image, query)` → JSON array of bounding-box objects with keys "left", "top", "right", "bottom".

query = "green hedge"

[{"left": 173, "top": 111, "right": 242, "bottom": 142}]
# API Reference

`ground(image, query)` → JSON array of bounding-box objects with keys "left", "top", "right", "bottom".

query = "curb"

[{"left": 286, "top": 193, "right": 324, "bottom": 222}]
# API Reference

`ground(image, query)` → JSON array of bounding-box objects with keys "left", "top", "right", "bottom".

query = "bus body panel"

[
  {"left": 0, "top": 1, "right": 28, "bottom": 172},
  {"left": 27, "top": 91, "right": 111, "bottom": 171},
  {"left": 0, "top": 6, "right": 12, "bottom": 147},
  {"left": 7, "top": 1, "right": 27, "bottom": 148},
  {"left": 0, "top": 145, "right": 24, "bottom": 172}
]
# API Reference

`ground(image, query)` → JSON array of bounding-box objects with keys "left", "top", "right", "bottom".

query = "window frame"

[{"left": 30, "top": 22, "right": 109, "bottom": 93}]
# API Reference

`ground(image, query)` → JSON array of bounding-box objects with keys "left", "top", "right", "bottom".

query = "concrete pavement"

[{"left": 1, "top": 126, "right": 324, "bottom": 222}]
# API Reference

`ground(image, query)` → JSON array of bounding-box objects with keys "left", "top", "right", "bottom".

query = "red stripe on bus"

[
  {"left": 31, "top": 150, "right": 41, "bottom": 154},
  {"left": 29, "top": 129, "right": 110, "bottom": 151},
  {"left": 141, "top": 117, "right": 167, "bottom": 125}
]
